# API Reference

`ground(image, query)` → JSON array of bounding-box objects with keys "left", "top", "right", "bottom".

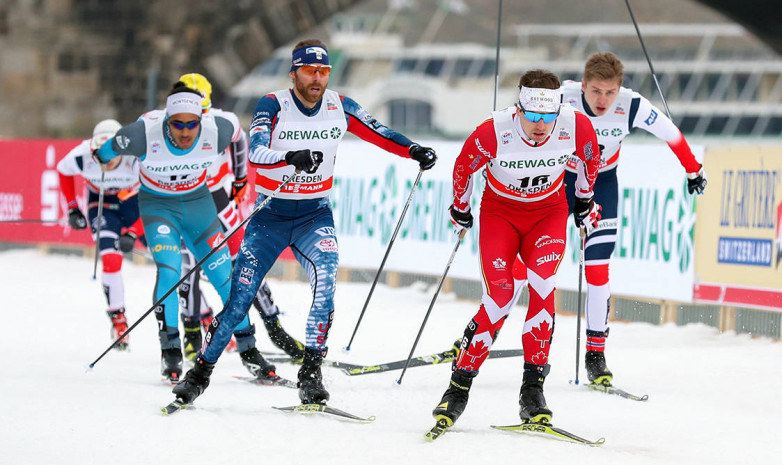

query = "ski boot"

[
  {"left": 519, "top": 363, "right": 553, "bottom": 424},
  {"left": 161, "top": 347, "right": 183, "bottom": 384},
  {"left": 239, "top": 347, "right": 278, "bottom": 381},
  {"left": 172, "top": 357, "right": 215, "bottom": 404},
  {"left": 107, "top": 308, "right": 129, "bottom": 351},
  {"left": 585, "top": 350, "right": 613, "bottom": 386},
  {"left": 432, "top": 369, "right": 477, "bottom": 428},
  {"left": 182, "top": 315, "right": 202, "bottom": 362},
  {"left": 263, "top": 316, "right": 305, "bottom": 362},
  {"left": 298, "top": 347, "right": 329, "bottom": 404}
]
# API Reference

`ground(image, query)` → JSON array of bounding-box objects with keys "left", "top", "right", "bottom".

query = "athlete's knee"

[
  {"left": 585, "top": 263, "right": 609, "bottom": 286},
  {"left": 512, "top": 257, "right": 527, "bottom": 281},
  {"left": 102, "top": 251, "right": 123, "bottom": 273}
]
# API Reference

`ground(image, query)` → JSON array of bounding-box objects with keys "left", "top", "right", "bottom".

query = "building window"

[{"left": 388, "top": 99, "right": 432, "bottom": 134}]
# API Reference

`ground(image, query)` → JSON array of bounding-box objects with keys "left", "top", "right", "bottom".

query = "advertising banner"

[
  {"left": 332, "top": 140, "right": 701, "bottom": 302},
  {"left": 693, "top": 146, "right": 782, "bottom": 310},
  {"left": 0, "top": 139, "right": 93, "bottom": 246}
]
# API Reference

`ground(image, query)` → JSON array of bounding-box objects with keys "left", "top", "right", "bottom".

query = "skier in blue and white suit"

[
  {"left": 96, "top": 82, "right": 277, "bottom": 384},
  {"left": 173, "top": 39, "right": 438, "bottom": 406}
]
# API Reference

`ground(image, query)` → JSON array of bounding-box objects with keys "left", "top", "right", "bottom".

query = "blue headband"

[{"left": 291, "top": 45, "right": 330, "bottom": 71}]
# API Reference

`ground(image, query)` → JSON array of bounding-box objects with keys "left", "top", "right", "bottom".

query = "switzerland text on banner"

[{"left": 693, "top": 145, "right": 782, "bottom": 311}]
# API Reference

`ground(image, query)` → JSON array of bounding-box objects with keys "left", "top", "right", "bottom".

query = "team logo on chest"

[{"left": 500, "top": 131, "right": 513, "bottom": 145}]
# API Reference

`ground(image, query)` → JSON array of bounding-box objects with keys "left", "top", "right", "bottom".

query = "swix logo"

[
  {"left": 207, "top": 231, "right": 225, "bottom": 249},
  {"left": 536, "top": 252, "right": 562, "bottom": 266},
  {"left": 492, "top": 258, "right": 506, "bottom": 270},
  {"left": 475, "top": 138, "right": 491, "bottom": 156}
]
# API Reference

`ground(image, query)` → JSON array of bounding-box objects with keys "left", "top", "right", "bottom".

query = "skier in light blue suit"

[{"left": 96, "top": 82, "right": 278, "bottom": 383}]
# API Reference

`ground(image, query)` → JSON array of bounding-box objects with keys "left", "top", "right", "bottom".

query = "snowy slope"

[{"left": 1, "top": 249, "right": 780, "bottom": 465}]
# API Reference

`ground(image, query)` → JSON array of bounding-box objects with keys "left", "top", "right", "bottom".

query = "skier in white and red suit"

[
  {"left": 431, "top": 70, "right": 602, "bottom": 429},
  {"left": 512, "top": 52, "right": 707, "bottom": 387}
]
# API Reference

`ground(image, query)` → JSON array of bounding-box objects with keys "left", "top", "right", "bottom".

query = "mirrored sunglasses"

[
  {"left": 298, "top": 65, "right": 331, "bottom": 77},
  {"left": 519, "top": 105, "right": 559, "bottom": 124},
  {"left": 169, "top": 119, "right": 201, "bottom": 130}
]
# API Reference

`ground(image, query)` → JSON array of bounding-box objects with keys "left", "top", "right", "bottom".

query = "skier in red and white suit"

[
  {"left": 512, "top": 52, "right": 707, "bottom": 387},
  {"left": 431, "top": 70, "right": 601, "bottom": 430}
]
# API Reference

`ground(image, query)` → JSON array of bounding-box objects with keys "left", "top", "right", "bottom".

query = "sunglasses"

[
  {"left": 297, "top": 65, "right": 331, "bottom": 77},
  {"left": 169, "top": 119, "right": 201, "bottom": 130},
  {"left": 519, "top": 106, "right": 559, "bottom": 124}
]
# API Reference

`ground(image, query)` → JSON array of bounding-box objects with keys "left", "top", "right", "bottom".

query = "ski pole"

[
  {"left": 91, "top": 171, "right": 106, "bottom": 280},
  {"left": 492, "top": 0, "right": 503, "bottom": 111},
  {"left": 396, "top": 229, "right": 467, "bottom": 385},
  {"left": 624, "top": 0, "right": 673, "bottom": 121},
  {"left": 87, "top": 171, "right": 300, "bottom": 369},
  {"left": 0, "top": 219, "right": 63, "bottom": 223},
  {"left": 345, "top": 169, "right": 424, "bottom": 351},
  {"left": 574, "top": 227, "right": 586, "bottom": 385}
]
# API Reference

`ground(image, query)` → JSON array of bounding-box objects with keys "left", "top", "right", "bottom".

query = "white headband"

[
  {"left": 518, "top": 86, "right": 562, "bottom": 113},
  {"left": 166, "top": 93, "right": 202, "bottom": 117}
]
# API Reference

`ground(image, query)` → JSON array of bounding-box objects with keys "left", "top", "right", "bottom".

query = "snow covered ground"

[{"left": 1, "top": 249, "right": 781, "bottom": 465}]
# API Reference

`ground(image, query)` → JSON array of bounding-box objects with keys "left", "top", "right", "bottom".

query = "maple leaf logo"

[
  {"left": 457, "top": 336, "right": 491, "bottom": 371},
  {"left": 530, "top": 350, "right": 549, "bottom": 365},
  {"left": 530, "top": 319, "right": 552, "bottom": 350}
]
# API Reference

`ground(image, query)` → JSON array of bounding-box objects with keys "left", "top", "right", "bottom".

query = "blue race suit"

[{"left": 200, "top": 88, "right": 421, "bottom": 363}]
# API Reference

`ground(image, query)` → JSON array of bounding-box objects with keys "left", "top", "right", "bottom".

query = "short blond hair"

[{"left": 583, "top": 52, "right": 624, "bottom": 85}]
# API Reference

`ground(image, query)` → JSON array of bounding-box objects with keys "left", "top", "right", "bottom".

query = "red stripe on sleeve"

[
  {"left": 452, "top": 119, "right": 496, "bottom": 211},
  {"left": 667, "top": 131, "right": 702, "bottom": 173},
  {"left": 58, "top": 172, "right": 77, "bottom": 208},
  {"left": 346, "top": 115, "right": 411, "bottom": 158}
]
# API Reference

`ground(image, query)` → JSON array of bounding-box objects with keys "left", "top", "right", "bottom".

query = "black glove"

[
  {"left": 68, "top": 207, "right": 88, "bottom": 230},
  {"left": 687, "top": 168, "right": 707, "bottom": 195},
  {"left": 285, "top": 150, "right": 323, "bottom": 174},
  {"left": 409, "top": 144, "right": 437, "bottom": 171},
  {"left": 449, "top": 205, "right": 473, "bottom": 234},
  {"left": 116, "top": 232, "right": 137, "bottom": 253},
  {"left": 230, "top": 176, "right": 248, "bottom": 203},
  {"left": 573, "top": 196, "right": 601, "bottom": 231}
]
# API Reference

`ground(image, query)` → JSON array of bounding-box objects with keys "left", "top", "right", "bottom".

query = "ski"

[
  {"left": 491, "top": 422, "right": 605, "bottom": 446},
  {"left": 160, "top": 398, "right": 190, "bottom": 416},
  {"left": 571, "top": 380, "right": 649, "bottom": 401},
  {"left": 232, "top": 375, "right": 297, "bottom": 389},
  {"left": 584, "top": 382, "right": 649, "bottom": 401},
  {"left": 273, "top": 404, "right": 375, "bottom": 423},
  {"left": 262, "top": 348, "right": 524, "bottom": 376}
]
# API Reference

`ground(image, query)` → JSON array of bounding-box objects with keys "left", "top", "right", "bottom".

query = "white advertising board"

[{"left": 330, "top": 139, "right": 701, "bottom": 302}]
